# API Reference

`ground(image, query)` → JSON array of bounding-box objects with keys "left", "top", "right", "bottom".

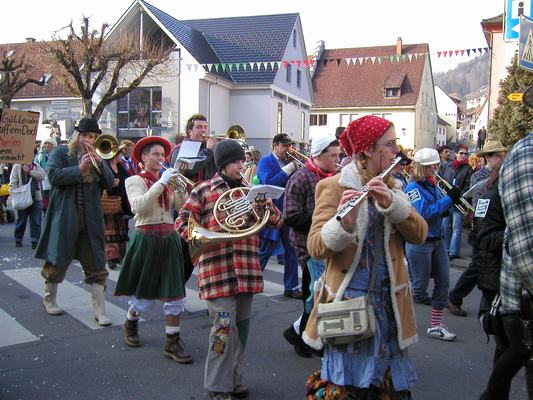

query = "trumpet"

[
  {"left": 335, "top": 156, "right": 402, "bottom": 221},
  {"left": 286, "top": 147, "right": 309, "bottom": 168},
  {"left": 435, "top": 173, "right": 475, "bottom": 215},
  {"left": 81, "top": 142, "right": 101, "bottom": 174},
  {"left": 203, "top": 125, "right": 249, "bottom": 149},
  {"left": 159, "top": 163, "right": 195, "bottom": 193}
]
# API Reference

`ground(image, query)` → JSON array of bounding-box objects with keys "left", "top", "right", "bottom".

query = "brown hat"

[{"left": 477, "top": 140, "right": 507, "bottom": 156}]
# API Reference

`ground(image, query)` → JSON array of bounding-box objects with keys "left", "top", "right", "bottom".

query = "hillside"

[{"left": 433, "top": 53, "right": 490, "bottom": 97}]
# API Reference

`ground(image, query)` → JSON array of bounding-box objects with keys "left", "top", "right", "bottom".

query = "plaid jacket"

[
  {"left": 499, "top": 133, "right": 533, "bottom": 312},
  {"left": 283, "top": 166, "right": 319, "bottom": 265},
  {"left": 175, "top": 174, "right": 281, "bottom": 300}
]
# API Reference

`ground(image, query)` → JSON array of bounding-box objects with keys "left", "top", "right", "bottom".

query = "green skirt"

[{"left": 114, "top": 229, "right": 186, "bottom": 301}]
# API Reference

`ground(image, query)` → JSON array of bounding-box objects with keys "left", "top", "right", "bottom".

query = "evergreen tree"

[{"left": 488, "top": 53, "right": 533, "bottom": 146}]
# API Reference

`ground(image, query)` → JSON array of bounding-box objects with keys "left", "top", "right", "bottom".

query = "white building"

[
  {"left": 309, "top": 38, "right": 438, "bottom": 150},
  {"left": 434, "top": 84, "right": 459, "bottom": 144}
]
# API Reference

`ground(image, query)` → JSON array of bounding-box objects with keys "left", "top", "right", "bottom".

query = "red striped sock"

[{"left": 430, "top": 307, "right": 444, "bottom": 328}]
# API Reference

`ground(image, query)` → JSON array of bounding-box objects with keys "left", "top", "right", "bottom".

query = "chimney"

[
  {"left": 396, "top": 37, "right": 402, "bottom": 55},
  {"left": 26, "top": 37, "right": 36, "bottom": 43}
]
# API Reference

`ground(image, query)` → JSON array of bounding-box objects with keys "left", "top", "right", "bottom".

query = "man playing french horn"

[{"left": 175, "top": 140, "right": 282, "bottom": 400}]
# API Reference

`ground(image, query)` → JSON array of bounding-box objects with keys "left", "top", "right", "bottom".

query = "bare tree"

[
  {"left": 44, "top": 17, "right": 175, "bottom": 120},
  {"left": 0, "top": 44, "right": 49, "bottom": 108}
]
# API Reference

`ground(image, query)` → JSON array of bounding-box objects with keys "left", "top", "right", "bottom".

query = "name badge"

[
  {"left": 407, "top": 188, "right": 421, "bottom": 204},
  {"left": 475, "top": 199, "right": 490, "bottom": 218}
]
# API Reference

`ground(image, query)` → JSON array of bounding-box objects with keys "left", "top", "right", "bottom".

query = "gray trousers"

[{"left": 204, "top": 293, "right": 253, "bottom": 393}]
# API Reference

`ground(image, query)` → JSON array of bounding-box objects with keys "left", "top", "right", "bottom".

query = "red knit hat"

[{"left": 339, "top": 115, "right": 392, "bottom": 157}]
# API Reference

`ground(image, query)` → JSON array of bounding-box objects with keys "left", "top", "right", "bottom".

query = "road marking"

[
  {"left": 0, "top": 308, "right": 39, "bottom": 348},
  {"left": 3, "top": 267, "right": 127, "bottom": 329}
]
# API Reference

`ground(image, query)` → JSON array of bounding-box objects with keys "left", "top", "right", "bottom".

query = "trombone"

[
  {"left": 82, "top": 134, "right": 120, "bottom": 174},
  {"left": 286, "top": 147, "right": 309, "bottom": 168},
  {"left": 159, "top": 163, "right": 195, "bottom": 193},
  {"left": 435, "top": 173, "right": 475, "bottom": 215}
]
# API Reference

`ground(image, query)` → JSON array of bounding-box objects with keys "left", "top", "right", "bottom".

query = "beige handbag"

[{"left": 316, "top": 254, "right": 377, "bottom": 345}]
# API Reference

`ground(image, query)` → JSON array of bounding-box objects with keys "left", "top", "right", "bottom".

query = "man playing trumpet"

[{"left": 35, "top": 117, "right": 115, "bottom": 326}]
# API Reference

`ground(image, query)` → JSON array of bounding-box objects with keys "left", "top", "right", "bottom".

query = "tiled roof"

[
  {"left": 312, "top": 44, "right": 429, "bottom": 108},
  {"left": 0, "top": 42, "right": 75, "bottom": 100},
  {"left": 141, "top": 1, "right": 298, "bottom": 84},
  {"left": 183, "top": 14, "right": 299, "bottom": 84}
]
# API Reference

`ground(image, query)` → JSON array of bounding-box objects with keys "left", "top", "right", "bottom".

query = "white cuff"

[{"left": 321, "top": 217, "right": 357, "bottom": 252}]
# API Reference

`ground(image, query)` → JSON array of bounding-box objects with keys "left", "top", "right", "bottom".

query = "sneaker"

[
  {"left": 447, "top": 301, "right": 467, "bottom": 317},
  {"left": 283, "top": 325, "right": 312, "bottom": 358},
  {"left": 209, "top": 392, "right": 232, "bottom": 400},
  {"left": 427, "top": 325, "right": 457, "bottom": 341}
]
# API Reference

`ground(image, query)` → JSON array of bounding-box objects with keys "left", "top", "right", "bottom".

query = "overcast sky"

[{"left": 1, "top": 0, "right": 504, "bottom": 72}]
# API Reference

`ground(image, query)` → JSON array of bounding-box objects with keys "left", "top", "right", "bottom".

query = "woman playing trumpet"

[{"left": 303, "top": 116, "right": 427, "bottom": 399}]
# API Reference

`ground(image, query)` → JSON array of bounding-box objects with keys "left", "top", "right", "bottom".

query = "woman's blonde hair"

[
  {"left": 410, "top": 161, "right": 433, "bottom": 181},
  {"left": 67, "top": 132, "right": 80, "bottom": 157}
]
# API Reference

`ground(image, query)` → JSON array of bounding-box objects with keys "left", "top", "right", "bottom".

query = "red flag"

[{"left": 437, "top": 51, "right": 442, "bottom": 58}]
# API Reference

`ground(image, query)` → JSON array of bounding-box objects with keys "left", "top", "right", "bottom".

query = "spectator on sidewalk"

[
  {"left": 9, "top": 162, "right": 46, "bottom": 248},
  {"left": 438, "top": 145, "right": 451, "bottom": 174},
  {"left": 441, "top": 143, "right": 473, "bottom": 259},
  {"left": 34, "top": 138, "right": 56, "bottom": 214}
]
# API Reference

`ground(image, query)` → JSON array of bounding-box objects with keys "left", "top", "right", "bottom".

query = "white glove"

[
  {"left": 159, "top": 168, "right": 179, "bottom": 185},
  {"left": 282, "top": 161, "right": 296, "bottom": 176}
]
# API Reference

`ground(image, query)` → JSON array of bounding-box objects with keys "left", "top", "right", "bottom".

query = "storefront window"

[{"left": 117, "top": 87, "right": 162, "bottom": 130}]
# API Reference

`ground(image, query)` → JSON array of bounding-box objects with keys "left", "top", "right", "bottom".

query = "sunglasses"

[{"left": 458, "top": 152, "right": 469, "bottom": 155}]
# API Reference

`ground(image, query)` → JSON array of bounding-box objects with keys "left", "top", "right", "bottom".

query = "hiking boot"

[
  {"left": 209, "top": 392, "right": 232, "bottom": 400},
  {"left": 123, "top": 319, "right": 141, "bottom": 347},
  {"left": 427, "top": 324, "right": 457, "bottom": 341},
  {"left": 283, "top": 325, "right": 312, "bottom": 358},
  {"left": 230, "top": 384, "right": 249, "bottom": 399},
  {"left": 447, "top": 301, "right": 467, "bottom": 317},
  {"left": 164, "top": 333, "right": 192, "bottom": 364}
]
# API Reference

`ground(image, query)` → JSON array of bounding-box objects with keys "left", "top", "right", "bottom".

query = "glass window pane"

[
  {"left": 130, "top": 88, "right": 151, "bottom": 129},
  {"left": 152, "top": 88, "right": 162, "bottom": 111},
  {"left": 117, "top": 95, "right": 128, "bottom": 112}
]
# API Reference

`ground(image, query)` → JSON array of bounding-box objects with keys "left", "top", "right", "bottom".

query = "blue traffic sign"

[
  {"left": 505, "top": 0, "right": 533, "bottom": 41},
  {"left": 519, "top": 15, "right": 533, "bottom": 71}
]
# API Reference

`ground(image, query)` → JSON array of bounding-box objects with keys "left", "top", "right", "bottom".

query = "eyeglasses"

[
  {"left": 458, "top": 152, "right": 468, "bottom": 155},
  {"left": 375, "top": 138, "right": 399, "bottom": 148}
]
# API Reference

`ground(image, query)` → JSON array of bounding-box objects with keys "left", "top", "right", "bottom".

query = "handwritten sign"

[{"left": 0, "top": 108, "right": 40, "bottom": 164}]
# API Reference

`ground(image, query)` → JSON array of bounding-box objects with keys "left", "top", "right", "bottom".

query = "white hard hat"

[{"left": 413, "top": 148, "right": 440, "bottom": 166}]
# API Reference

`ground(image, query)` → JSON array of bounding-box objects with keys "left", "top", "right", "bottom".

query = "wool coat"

[
  {"left": 302, "top": 162, "right": 428, "bottom": 351},
  {"left": 35, "top": 146, "right": 114, "bottom": 268}
]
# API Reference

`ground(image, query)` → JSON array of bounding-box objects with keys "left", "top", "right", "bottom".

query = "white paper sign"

[
  {"left": 246, "top": 184, "right": 285, "bottom": 202},
  {"left": 174, "top": 140, "right": 202, "bottom": 168}
]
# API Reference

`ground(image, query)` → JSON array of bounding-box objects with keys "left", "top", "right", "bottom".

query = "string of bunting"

[{"left": 185, "top": 47, "right": 490, "bottom": 73}]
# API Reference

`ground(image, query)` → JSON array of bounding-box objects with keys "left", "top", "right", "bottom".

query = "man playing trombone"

[
  {"left": 169, "top": 113, "right": 217, "bottom": 182},
  {"left": 35, "top": 117, "right": 115, "bottom": 326}
]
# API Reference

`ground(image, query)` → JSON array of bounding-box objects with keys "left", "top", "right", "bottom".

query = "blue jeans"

[
  {"left": 14, "top": 201, "right": 42, "bottom": 243},
  {"left": 406, "top": 239, "right": 450, "bottom": 308},
  {"left": 442, "top": 209, "right": 463, "bottom": 257},
  {"left": 259, "top": 226, "right": 299, "bottom": 291}
]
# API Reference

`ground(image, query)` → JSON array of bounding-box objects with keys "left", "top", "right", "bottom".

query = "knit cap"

[{"left": 214, "top": 139, "right": 245, "bottom": 171}]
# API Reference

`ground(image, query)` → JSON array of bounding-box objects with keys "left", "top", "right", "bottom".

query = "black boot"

[
  {"left": 123, "top": 319, "right": 141, "bottom": 347},
  {"left": 164, "top": 333, "right": 192, "bottom": 364},
  {"left": 283, "top": 325, "right": 312, "bottom": 358}
]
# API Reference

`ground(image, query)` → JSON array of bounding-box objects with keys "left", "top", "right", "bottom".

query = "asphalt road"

[{"left": 0, "top": 221, "right": 528, "bottom": 400}]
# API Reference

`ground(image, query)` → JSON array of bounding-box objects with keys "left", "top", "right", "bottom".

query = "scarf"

[
  {"left": 305, "top": 158, "right": 334, "bottom": 181},
  {"left": 139, "top": 170, "right": 171, "bottom": 210},
  {"left": 427, "top": 175, "right": 436, "bottom": 186},
  {"left": 220, "top": 173, "right": 243, "bottom": 189},
  {"left": 452, "top": 158, "right": 469, "bottom": 170}
]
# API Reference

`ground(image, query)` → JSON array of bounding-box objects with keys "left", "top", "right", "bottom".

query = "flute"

[{"left": 335, "top": 156, "right": 402, "bottom": 221}]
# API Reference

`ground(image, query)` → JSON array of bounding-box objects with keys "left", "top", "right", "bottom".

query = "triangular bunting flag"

[
  {"left": 472, "top": 48, "right": 477, "bottom": 54},
  {"left": 478, "top": 48, "right": 483, "bottom": 53},
  {"left": 282, "top": 61, "right": 289, "bottom": 69},
  {"left": 186, "top": 64, "right": 192, "bottom": 71},
  {"left": 377, "top": 57, "right": 382, "bottom": 64},
  {"left": 437, "top": 51, "right": 442, "bottom": 58},
  {"left": 466, "top": 49, "right": 471, "bottom": 56},
  {"left": 371, "top": 56, "right": 376, "bottom": 64},
  {"left": 194, "top": 64, "right": 199, "bottom": 72},
  {"left": 402, "top": 55, "right": 406, "bottom": 62},
  {"left": 252, "top": 62, "right": 258, "bottom": 70},
  {"left": 460, "top": 50, "right": 465, "bottom": 56},
  {"left": 389, "top": 55, "right": 394, "bottom": 63},
  {"left": 336, "top": 58, "right": 341, "bottom": 66},
  {"left": 323, "top": 59, "right": 328, "bottom": 66},
  {"left": 408, "top": 54, "right": 413, "bottom": 62},
  {"left": 359, "top": 57, "right": 365, "bottom": 64},
  {"left": 455, "top": 50, "right": 460, "bottom": 56},
  {"left": 484, "top": 47, "right": 489, "bottom": 53},
  {"left": 295, "top": 60, "right": 302, "bottom": 68},
  {"left": 345, "top": 58, "right": 352, "bottom": 65},
  {"left": 276, "top": 62, "right": 281, "bottom": 69}
]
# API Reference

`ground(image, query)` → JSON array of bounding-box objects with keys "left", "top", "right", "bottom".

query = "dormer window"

[
  {"left": 385, "top": 88, "right": 400, "bottom": 98},
  {"left": 383, "top": 72, "right": 405, "bottom": 99}
]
